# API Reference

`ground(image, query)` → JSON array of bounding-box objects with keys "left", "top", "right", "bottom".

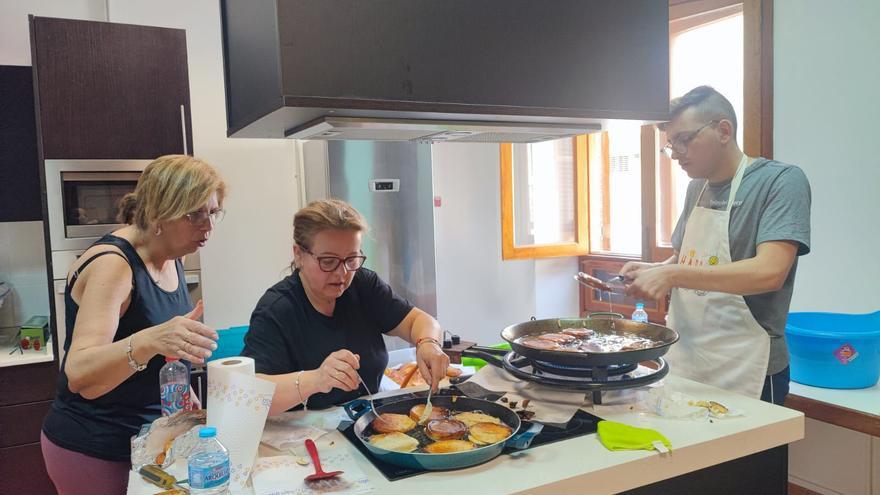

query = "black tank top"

[{"left": 42, "top": 234, "right": 193, "bottom": 461}]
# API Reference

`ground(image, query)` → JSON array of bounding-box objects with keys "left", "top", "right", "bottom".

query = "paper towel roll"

[
  {"left": 209, "top": 356, "right": 256, "bottom": 376},
  {"left": 207, "top": 356, "right": 276, "bottom": 492}
]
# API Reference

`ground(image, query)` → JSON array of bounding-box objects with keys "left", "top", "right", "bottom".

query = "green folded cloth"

[{"left": 597, "top": 420, "right": 672, "bottom": 452}]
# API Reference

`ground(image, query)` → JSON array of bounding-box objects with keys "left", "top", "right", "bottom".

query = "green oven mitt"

[{"left": 597, "top": 420, "right": 672, "bottom": 452}]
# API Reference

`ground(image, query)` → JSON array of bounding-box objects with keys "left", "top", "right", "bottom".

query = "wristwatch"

[{"left": 126, "top": 336, "right": 147, "bottom": 372}]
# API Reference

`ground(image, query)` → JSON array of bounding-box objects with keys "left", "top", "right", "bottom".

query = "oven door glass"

[{"left": 62, "top": 172, "right": 140, "bottom": 238}]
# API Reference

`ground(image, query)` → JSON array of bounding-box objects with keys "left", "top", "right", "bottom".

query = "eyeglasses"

[
  {"left": 661, "top": 120, "right": 718, "bottom": 157},
  {"left": 301, "top": 246, "right": 367, "bottom": 272},
  {"left": 184, "top": 208, "right": 225, "bottom": 225}
]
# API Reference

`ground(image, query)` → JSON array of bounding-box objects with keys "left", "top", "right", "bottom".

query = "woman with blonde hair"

[
  {"left": 243, "top": 199, "right": 449, "bottom": 414},
  {"left": 41, "top": 155, "right": 226, "bottom": 494}
]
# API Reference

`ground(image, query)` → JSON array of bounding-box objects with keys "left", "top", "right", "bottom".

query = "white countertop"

[
  {"left": 127, "top": 375, "right": 804, "bottom": 495},
  {"left": 0, "top": 338, "right": 54, "bottom": 368},
  {"left": 789, "top": 380, "right": 880, "bottom": 417}
]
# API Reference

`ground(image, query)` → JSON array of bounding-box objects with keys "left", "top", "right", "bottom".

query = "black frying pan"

[{"left": 500, "top": 315, "right": 679, "bottom": 367}]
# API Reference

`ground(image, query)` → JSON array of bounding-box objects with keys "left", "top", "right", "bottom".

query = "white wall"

[
  {"left": 432, "top": 143, "right": 535, "bottom": 343},
  {"left": 0, "top": 0, "right": 302, "bottom": 329},
  {"left": 431, "top": 143, "right": 580, "bottom": 345},
  {"left": 534, "top": 257, "right": 580, "bottom": 319},
  {"left": 0, "top": 222, "right": 50, "bottom": 327},
  {"left": 775, "top": 0, "right": 880, "bottom": 314},
  {"left": 0, "top": 0, "right": 106, "bottom": 65}
]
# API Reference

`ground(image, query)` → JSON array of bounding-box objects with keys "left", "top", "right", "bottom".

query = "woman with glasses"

[
  {"left": 41, "top": 155, "right": 225, "bottom": 494},
  {"left": 243, "top": 199, "right": 449, "bottom": 414}
]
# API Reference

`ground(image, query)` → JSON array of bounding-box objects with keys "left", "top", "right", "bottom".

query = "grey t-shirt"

[{"left": 671, "top": 158, "right": 811, "bottom": 375}]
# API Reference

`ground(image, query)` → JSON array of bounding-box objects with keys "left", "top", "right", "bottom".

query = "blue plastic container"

[
  {"left": 208, "top": 326, "right": 248, "bottom": 362},
  {"left": 785, "top": 312, "right": 880, "bottom": 389}
]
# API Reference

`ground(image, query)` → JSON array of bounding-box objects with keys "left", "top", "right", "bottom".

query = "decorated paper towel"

[{"left": 207, "top": 356, "right": 276, "bottom": 492}]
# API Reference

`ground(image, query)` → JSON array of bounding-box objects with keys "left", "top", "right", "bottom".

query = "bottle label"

[
  {"left": 160, "top": 383, "right": 192, "bottom": 416},
  {"left": 189, "top": 459, "right": 230, "bottom": 489}
]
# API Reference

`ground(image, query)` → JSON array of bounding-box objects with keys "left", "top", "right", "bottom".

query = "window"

[
  {"left": 587, "top": 122, "right": 644, "bottom": 257},
  {"left": 500, "top": 137, "right": 588, "bottom": 260}
]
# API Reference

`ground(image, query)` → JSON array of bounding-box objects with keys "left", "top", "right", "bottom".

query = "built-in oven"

[{"left": 45, "top": 159, "right": 150, "bottom": 251}]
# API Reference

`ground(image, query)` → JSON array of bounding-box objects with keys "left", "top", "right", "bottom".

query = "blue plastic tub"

[
  {"left": 208, "top": 325, "right": 248, "bottom": 362},
  {"left": 785, "top": 311, "right": 880, "bottom": 389}
]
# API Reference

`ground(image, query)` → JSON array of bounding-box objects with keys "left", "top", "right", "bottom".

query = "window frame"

[{"left": 500, "top": 136, "right": 590, "bottom": 260}]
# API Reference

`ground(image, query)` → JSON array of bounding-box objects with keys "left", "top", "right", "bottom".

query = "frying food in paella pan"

[{"left": 517, "top": 329, "right": 660, "bottom": 353}]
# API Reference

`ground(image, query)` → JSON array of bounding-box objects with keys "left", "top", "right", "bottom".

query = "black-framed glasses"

[
  {"left": 661, "top": 120, "right": 718, "bottom": 158},
  {"left": 185, "top": 208, "right": 225, "bottom": 225},
  {"left": 302, "top": 247, "right": 367, "bottom": 272}
]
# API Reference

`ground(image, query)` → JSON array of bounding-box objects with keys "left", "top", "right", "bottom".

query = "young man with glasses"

[
  {"left": 622, "top": 86, "right": 811, "bottom": 405},
  {"left": 242, "top": 199, "right": 449, "bottom": 414}
]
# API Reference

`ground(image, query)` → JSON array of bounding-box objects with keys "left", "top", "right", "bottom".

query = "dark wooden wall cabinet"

[
  {"left": 0, "top": 66, "right": 42, "bottom": 222},
  {"left": 0, "top": 361, "right": 59, "bottom": 495},
  {"left": 220, "top": 0, "right": 670, "bottom": 138},
  {"left": 30, "top": 16, "right": 193, "bottom": 159}
]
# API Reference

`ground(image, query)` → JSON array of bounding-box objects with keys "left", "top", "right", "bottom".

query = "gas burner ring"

[
  {"left": 498, "top": 351, "right": 669, "bottom": 404},
  {"left": 530, "top": 359, "right": 638, "bottom": 378}
]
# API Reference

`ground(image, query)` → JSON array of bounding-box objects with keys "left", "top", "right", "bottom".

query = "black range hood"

[{"left": 220, "top": 0, "right": 669, "bottom": 142}]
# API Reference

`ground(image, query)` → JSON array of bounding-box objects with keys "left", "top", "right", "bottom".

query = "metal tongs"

[{"left": 574, "top": 272, "right": 627, "bottom": 293}]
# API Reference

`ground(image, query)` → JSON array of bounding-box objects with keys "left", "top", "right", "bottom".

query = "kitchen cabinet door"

[
  {"left": 0, "top": 400, "right": 53, "bottom": 448},
  {"left": 0, "top": 361, "right": 58, "bottom": 407},
  {"left": 0, "top": 66, "right": 41, "bottom": 222},
  {"left": 30, "top": 16, "right": 193, "bottom": 160}
]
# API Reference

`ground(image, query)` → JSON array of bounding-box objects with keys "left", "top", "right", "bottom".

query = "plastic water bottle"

[
  {"left": 159, "top": 357, "right": 191, "bottom": 416},
  {"left": 631, "top": 302, "right": 649, "bottom": 323},
  {"left": 188, "top": 427, "right": 230, "bottom": 494}
]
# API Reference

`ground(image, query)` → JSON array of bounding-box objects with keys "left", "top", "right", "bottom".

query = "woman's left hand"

[{"left": 415, "top": 341, "right": 450, "bottom": 392}]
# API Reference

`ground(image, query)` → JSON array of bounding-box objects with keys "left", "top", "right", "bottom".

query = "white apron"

[{"left": 666, "top": 156, "right": 770, "bottom": 398}]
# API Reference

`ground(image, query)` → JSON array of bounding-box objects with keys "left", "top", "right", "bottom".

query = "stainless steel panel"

[
  {"left": 60, "top": 171, "right": 140, "bottom": 182},
  {"left": 327, "top": 141, "right": 437, "bottom": 318}
]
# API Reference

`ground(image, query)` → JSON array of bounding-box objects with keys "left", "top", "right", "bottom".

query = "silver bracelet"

[
  {"left": 126, "top": 336, "right": 146, "bottom": 372},
  {"left": 295, "top": 370, "right": 307, "bottom": 411}
]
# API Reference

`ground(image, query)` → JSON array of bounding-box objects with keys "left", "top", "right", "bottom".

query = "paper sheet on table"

[
  {"left": 458, "top": 365, "right": 586, "bottom": 426},
  {"left": 261, "top": 408, "right": 354, "bottom": 452},
  {"left": 251, "top": 454, "right": 373, "bottom": 495}
]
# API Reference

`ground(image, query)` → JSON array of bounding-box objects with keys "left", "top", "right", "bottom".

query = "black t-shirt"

[{"left": 242, "top": 268, "right": 413, "bottom": 409}]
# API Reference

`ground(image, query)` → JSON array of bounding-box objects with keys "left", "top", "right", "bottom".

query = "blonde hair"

[
  {"left": 291, "top": 199, "right": 369, "bottom": 270},
  {"left": 118, "top": 155, "right": 226, "bottom": 230}
]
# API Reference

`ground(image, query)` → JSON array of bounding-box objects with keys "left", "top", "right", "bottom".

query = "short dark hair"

[{"left": 659, "top": 86, "right": 737, "bottom": 133}]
